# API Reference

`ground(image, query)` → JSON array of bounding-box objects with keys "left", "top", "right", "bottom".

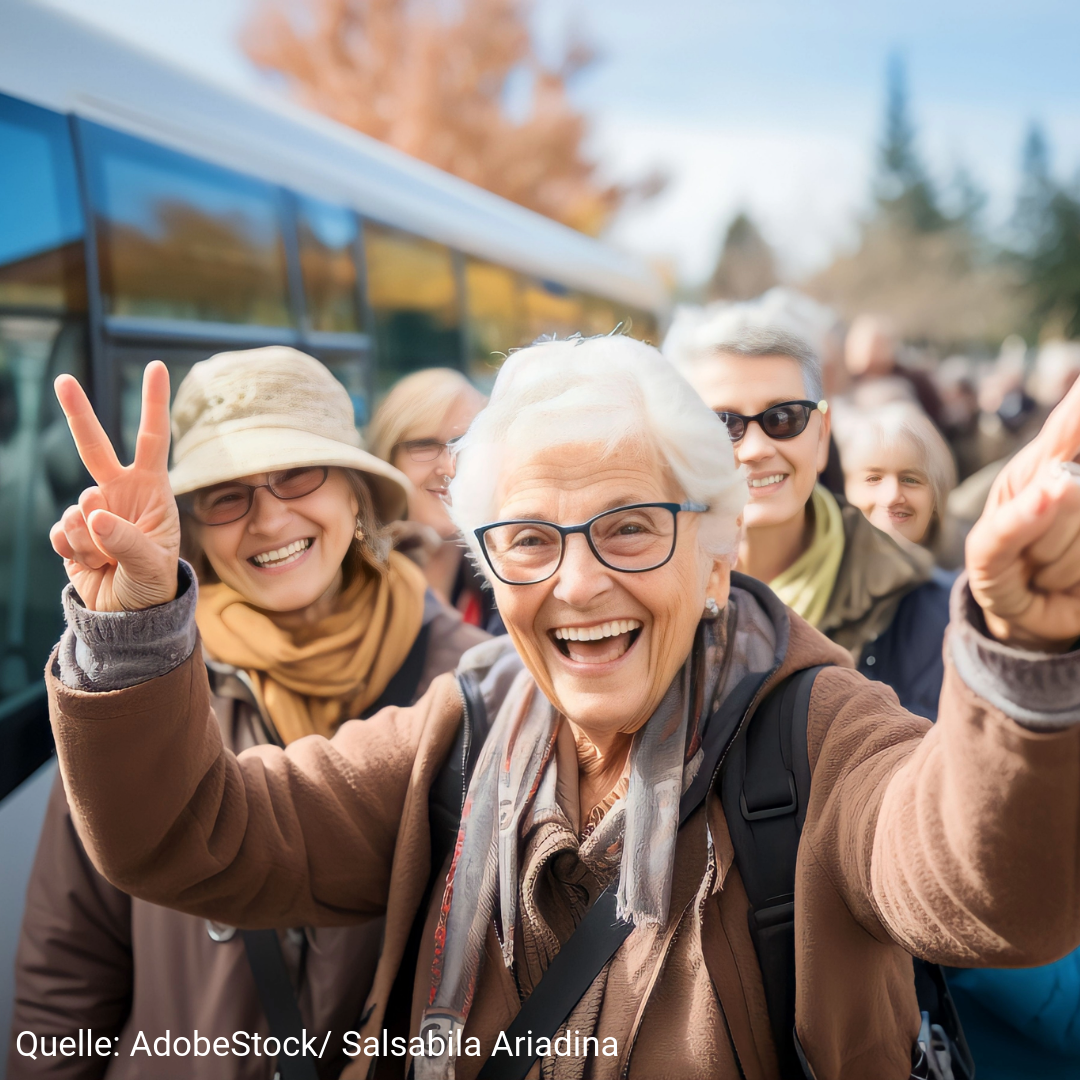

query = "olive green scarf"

[{"left": 769, "top": 484, "right": 846, "bottom": 628}]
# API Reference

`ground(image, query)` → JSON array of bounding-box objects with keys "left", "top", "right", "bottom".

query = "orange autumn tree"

[{"left": 243, "top": 0, "right": 641, "bottom": 235}]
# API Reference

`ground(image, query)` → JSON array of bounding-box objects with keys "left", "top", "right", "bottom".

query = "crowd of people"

[{"left": 7, "top": 294, "right": 1080, "bottom": 1080}]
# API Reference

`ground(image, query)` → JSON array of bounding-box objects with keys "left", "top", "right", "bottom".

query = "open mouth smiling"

[
  {"left": 550, "top": 619, "right": 643, "bottom": 664},
  {"left": 249, "top": 538, "right": 313, "bottom": 569}
]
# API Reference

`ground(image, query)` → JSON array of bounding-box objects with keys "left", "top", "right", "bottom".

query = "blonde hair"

[
  {"left": 838, "top": 403, "right": 957, "bottom": 540},
  {"left": 368, "top": 368, "right": 486, "bottom": 463}
]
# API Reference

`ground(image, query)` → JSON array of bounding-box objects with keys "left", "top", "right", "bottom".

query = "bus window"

[
  {"left": 297, "top": 196, "right": 362, "bottom": 334},
  {"left": 364, "top": 222, "right": 461, "bottom": 388},
  {"left": 521, "top": 278, "right": 585, "bottom": 343},
  {"left": 623, "top": 306, "right": 659, "bottom": 344},
  {"left": 0, "top": 94, "right": 85, "bottom": 312},
  {"left": 579, "top": 294, "right": 621, "bottom": 338},
  {"left": 464, "top": 258, "right": 521, "bottom": 386},
  {"left": 0, "top": 318, "right": 89, "bottom": 714},
  {"left": 84, "top": 124, "right": 291, "bottom": 327}
]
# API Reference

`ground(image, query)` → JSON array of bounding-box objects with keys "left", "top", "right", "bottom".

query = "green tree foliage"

[
  {"left": 876, "top": 56, "right": 948, "bottom": 234},
  {"left": 1011, "top": 123, "right": 1080, "bottom": 338}
]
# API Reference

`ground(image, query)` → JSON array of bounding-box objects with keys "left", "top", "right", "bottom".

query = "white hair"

[
  {"left": 836, "top": 402, "right": 957, "bottom": 522},
  {"left": 663, "top": 295, "right": 826, "bottom": 401},
  {"left": 448, "top": 335, "right": 747, "bottom": 572}
]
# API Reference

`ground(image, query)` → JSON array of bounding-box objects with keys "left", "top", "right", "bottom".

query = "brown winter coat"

[
  {"left": 8, "top": 597, "right": 486, "bottom": 1080},
  {"left": 43, "top": 584, "right": 1080, "bottom": 1080}
]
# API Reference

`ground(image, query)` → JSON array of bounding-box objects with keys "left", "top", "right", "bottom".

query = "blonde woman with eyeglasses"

[{"left": 369, "top": 367, "right": 497, "bottom": 631}]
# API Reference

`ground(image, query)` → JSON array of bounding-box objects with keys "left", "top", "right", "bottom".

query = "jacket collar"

[{"left": 819, "top": 501, "right": 934, "bottom": 654}]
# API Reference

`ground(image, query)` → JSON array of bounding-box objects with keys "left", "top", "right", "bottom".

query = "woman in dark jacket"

[
  {"left": 8, "top": 347, "right": 488, "bottom": 1080},
  {"left": 666, "top": 322, "right": 950, "bottom": 719}
]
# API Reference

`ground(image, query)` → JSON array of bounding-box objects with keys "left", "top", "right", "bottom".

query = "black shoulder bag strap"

[
  {"left": 721, "top": 665, "right": 975, "bottom": 1080},
  {"left": 473, "top": 669, "right": 769, "bottom": 1080},
  {"left": 719, "top": 665, "right": 826, "bottom": 1080},
  {"left": 241, "top": 621, "right": 433, "bottom": 1080}
]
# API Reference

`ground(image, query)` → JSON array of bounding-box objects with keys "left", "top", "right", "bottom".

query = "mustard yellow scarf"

[
  {"left": 197, "top": 551, "right": 427, "bottom": 743},
  {"left": 769, "top": 485, "right": 845, "bottom": 628}
]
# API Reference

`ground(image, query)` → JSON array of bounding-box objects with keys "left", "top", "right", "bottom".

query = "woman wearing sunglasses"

[
  {"left": 667, "top": 323, "right": 951, "bottom": 722},
  {"left": 10, "top": 347, "right": 486, "bottom": 1080}
]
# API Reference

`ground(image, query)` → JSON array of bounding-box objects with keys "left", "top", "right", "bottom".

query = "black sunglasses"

[{"left": 713, "top": 399, "right": 828, "bottom": 443}]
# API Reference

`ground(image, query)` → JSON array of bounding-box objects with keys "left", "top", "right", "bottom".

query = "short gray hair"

[
  {"left": 447, "top": 335, "right": 748, "bottom": 571},
  {"left": 670, "top": 325, "right": 824, "bottom": 402}
]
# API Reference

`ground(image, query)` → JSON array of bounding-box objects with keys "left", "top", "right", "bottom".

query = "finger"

[
  {"left": 967, "top": 475, "right": 1066, "bottom": 580},
  {"left": 60, "top": 505, "right": 111, "bottom": 570},
  {"left": 87, "top": 509, "right": 168, "bottom": 580},
  {"left": 1027, "top": 374, "right": 1080, "bottom": 465},
  {"left": 54, "top": 374, "right": 123, "bottom": 486},
  {"left": 78, "top": 485, "right": 110, "bottom": 521},
  {"left": 50, "top": 521, "right": 76, "bottom": 561},
  {"left": 1024, "top": 472, "right": 1080, "bottom": 566},
  {"left": 1033, "top": 542, "right": 1080, "bottom": 593},
  {"left": 133, "top": 361, "right": 172, "bottom": 474}
]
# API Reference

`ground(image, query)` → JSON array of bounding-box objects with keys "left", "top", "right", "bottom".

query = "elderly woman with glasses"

[
  {"left": 40, "top": 335, "right": 1080, "bottom": 1080},
  {"left": 11, "top": 347, "right": 486, "bottom": 1080}
]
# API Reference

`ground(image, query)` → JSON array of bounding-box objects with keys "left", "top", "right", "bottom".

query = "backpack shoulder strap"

[{"left": 720, "top": 664, "right": 828, "bottom": 1079}]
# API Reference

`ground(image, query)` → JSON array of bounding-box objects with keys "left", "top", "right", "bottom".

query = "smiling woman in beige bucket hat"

[{"left": 10, "top": 349, "right": 488, "bottom": 1080}]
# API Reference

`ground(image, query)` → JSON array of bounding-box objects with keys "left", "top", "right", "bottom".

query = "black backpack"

[{"left": 443, "top": 664, "right": 975, "bottom": 1080}]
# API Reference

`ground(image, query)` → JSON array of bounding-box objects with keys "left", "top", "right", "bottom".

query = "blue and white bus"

[{"left": 0, "top": 0, "right": 665, "bottom": 1051}]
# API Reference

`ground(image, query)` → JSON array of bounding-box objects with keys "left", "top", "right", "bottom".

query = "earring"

[
  {"left": 355, "top": 519, "right": 365, "bottom": 542},
  {"left": 704, "top": 597, "right": 720, "bottom": 619}
]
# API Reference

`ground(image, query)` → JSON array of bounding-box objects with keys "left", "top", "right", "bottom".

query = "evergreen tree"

[
  {"left": 1013, "top": 122, "right": 1053, "bottom": 253},
  {"left": 875, "top": 55, "right": 947, "bottom": 233},
  {"left": 1025, "top": 190, "right": 1080, "bottom": 339},
  {"left": 706, "top": 212, "right": 778, "bottom": 302}
]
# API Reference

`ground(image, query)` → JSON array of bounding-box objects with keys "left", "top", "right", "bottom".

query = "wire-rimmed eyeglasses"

[
  {"left": 394, "top": 438, "right": 459, "bottom": 463},
  {"left": 183, "top": 466, "right": 329, "bottom": 526},
  {"left": 474, "top": 501, "right": 709, "bottom": 585}
]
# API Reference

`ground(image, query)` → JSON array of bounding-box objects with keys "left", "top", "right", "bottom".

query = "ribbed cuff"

[
  {"left": 55, "top": 562, "right": 199, "bottom": 692},
  {"left": 949, "top": 573, "right": 1080, "bottom": 729}
]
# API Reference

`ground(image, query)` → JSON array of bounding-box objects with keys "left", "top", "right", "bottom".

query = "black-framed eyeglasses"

[
  {"left": 474, "top": 501, "right": 709, "bottom": 585},
  {"left": 183, "top": 466, "right": 330, "bottom": 526},
  {"left": 714, "top": 400, "right": 828, "bottom": 443},
  {"left": 394, "top": 438, "right": 457, "bottom": 463}
]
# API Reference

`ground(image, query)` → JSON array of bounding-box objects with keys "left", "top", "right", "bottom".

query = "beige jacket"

[{"left": 45, "top": 580, "right": 1080, "bottom": 1080}]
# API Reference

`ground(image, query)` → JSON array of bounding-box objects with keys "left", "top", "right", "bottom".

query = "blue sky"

[{"left": 33, "top": 0, "right": 1080, "bottom": 282}]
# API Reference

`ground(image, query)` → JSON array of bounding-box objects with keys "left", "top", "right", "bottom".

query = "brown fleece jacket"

[{"left": 45, "top": 606, "right": 1080, "bottom": 1080}]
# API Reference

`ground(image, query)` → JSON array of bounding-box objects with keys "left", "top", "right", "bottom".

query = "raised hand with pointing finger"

[
  {"left": 966, "top": 370, "right": 1080, "bottom": 653},
  {"left": 50, "top": 360, "right": 180, "bottom": 612}
]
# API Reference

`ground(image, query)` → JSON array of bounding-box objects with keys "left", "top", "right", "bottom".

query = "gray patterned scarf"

[{"left": 416, "top": 590, "right": 776, "bottom": 1079}]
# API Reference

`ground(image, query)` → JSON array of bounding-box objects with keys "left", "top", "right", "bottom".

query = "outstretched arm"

[{"left": 45, "top": 364, "right": 460, "bottom": 928}]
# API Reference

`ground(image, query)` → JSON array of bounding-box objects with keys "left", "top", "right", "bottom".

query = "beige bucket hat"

[{"left": 169, "top": 347, "right": 410, "bottom": 522}]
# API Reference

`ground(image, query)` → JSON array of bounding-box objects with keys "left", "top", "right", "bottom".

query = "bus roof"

[{"left": 2, "top": 0, "right": 666, "bottom": 314}]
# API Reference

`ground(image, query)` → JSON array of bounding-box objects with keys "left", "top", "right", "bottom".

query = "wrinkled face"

[
  {"left": 844, "top": 438, "right": 935, "bottom": 545},
  {"left": 394, "top": 394, "right": 483, "bottom": 540},
  {"left": 486, "top": 440, "right": 729, "bottom": 740},
  {"left": 692, "top": 354, "right": 830, "bottom": 530},
  {"left": 191, "top": 467, "right": 359, "bottom": 611}
]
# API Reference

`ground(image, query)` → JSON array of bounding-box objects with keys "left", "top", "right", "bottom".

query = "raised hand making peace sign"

[
  {"left": 50, "top": 361, "right": 180, "bottom": 612},
  {"left": 967, "top": 371, "right": 1080, "bottom": 652}
]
